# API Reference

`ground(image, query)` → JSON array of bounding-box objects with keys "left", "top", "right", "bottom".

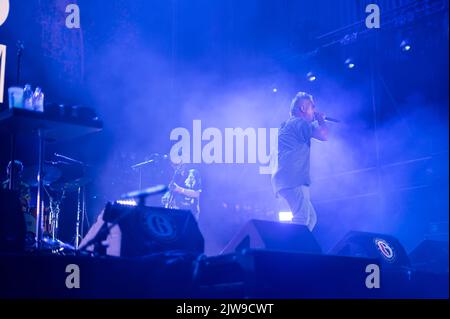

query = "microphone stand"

[
  {"left": 131, "top": 159, "right": 154, "bottom": 190},
  {"left": 78, "top": 202, "right": 120, "bottom": 256},
  {"left": 8, "top": 42, "right": 24, "bottom": 191},
  {"left": 53, "top": 154, "right": 90, "bottom": 249},
  {"left": 78, "top": 185, "right": 167, "bottom": 255},
  {"left": 16, "top": 41, "right": 24, "bottom": 86},
  {"left": 131, "top": 154, "right": 161, "bottom": 190}
]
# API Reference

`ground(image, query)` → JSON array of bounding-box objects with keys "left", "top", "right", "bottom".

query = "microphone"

[
  {"left": 315, "top": 112, "right": 340, "bottom": 123},
  {"left": 324, "top": 116, "right": 340, "bottom": 123},
  {"left": 131, "top": 154, "right": 170, "bottom": 169},
  {"left": 121, "top": 184, "right": 168, "bottom": 200},
  {"left": 131, "top": 159, "right": 155, "bottom": 169}
]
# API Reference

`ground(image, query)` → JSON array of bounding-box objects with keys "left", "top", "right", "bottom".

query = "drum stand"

[
  {"left": 48, "top": 191, "right": 63, "bottom": 241},
  {"left": 74, "top": 186, "right": 87, "bottom": 249},
  {"left": 35, "top": 130, "right": 45, "bottom": 249}
]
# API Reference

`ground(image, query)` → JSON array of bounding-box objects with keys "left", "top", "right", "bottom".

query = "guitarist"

[
  {"left": 162, "top": 164, "right": 202, "bottom": 221},
  {"left": 272, "top": 92, "right": 328, "bottom": 231}
]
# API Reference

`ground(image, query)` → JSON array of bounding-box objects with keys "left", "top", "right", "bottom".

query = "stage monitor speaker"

[
  {"left": 329, "top": 231, "right": 410, "bottom": 269},
  {"left": 0, "top": 189, "right": 25, "bottom": 252},
  {"left": 221, "top": 219, "right": 322, "bottom": 255},
  {"left": 81, "top": 203, "right": 204, "bottom": 257},
  {"left": 409, "top": 240, "right": 449, "bottom": 274}
]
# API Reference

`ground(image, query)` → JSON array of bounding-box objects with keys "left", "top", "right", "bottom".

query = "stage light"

[
  {"left": 0, "top": 44, "right": 5, "bottom": 104},
  {"left": 344, "top": 58, "right": 356, "bottom": 69},
  {"left": 306, "top": 72, "right": 317, "bottom": 82},
  {"left": 400, "top": 40, "right": 411, "bottom": 52},
  {"left": 278, "top": 211, "right": 293, "bottom": 222},
  {"left": 272, "top": 88, "right": 278, "bottom": 93},
  {"left": 0, "top": 0, "right": 10, "bottom": 27},
  {"left": 115, "top": 199, "right": 138, "bottom": 206}
]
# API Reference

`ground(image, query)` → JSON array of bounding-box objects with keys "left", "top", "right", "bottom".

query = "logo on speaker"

[
  {"left": 144, "top": 213, "right": 176, "bottom": 241},
  {"left": 374, "top": 238, "right": 395, "bottom": 261}
]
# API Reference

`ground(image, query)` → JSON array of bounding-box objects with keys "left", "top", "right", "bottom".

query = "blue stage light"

[
  {"left": 115, "top": 199, "right": 138, "bottom": 206},
  {"left": 345, "top": 58, "right": 356, "bottom": 69},
  {"left": 306, "top": 72, "right": 317, "bottom": 82},
  {"left": 400, "top": 40, "right": 412, "bottom": 52}
]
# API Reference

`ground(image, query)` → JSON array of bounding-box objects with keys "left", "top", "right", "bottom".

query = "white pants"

[{"left": 279, "top": 185, "right": 317, "bottom": 231}]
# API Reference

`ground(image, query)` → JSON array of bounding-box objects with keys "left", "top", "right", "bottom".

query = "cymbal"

[
  {"left": 42, "top": 236, "right": 75, "bottom": 251},
  {"left": 22, "top": 165, "right": 62, "bottom": 187}
]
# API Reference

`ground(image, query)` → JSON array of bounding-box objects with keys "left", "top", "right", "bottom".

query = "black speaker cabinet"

[
  {"left": 81, "top": 204, "right": 204, "bottom": 257},
  {"left": 330, "top": 231, "right": 411, "bottom": 269},
  {"left": 0, "top": 189, "right": 25, "bottom": 252},
  {"left": 221, "top": 219, "right": 322, "bottom": 254},
  {"left": 409, "top": 240, "right": 449, "bottom": 274}
]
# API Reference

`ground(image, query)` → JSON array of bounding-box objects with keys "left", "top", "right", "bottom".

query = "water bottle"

[
  {"left": 23, "top": 84, "right": 33, "bottom": 110},
  {"left": 32, "top": 87, "right": 44, "bottom": 112}
]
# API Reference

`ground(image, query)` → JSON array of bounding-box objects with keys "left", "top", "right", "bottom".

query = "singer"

[{"left": 271, "top": 91, "right": 328, "bottom": 231}]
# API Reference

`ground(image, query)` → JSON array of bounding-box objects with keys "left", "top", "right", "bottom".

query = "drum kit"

[
  {"left": 1, "top": 106, "right": 103, "bottom": 253},
  {"left": 21, "top": 154, "right": 92, "bottom": 252}
]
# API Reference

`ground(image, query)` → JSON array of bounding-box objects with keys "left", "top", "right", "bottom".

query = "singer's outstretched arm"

[{"left": 312, "top": 112, "right": 328, "bottom": 141}]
